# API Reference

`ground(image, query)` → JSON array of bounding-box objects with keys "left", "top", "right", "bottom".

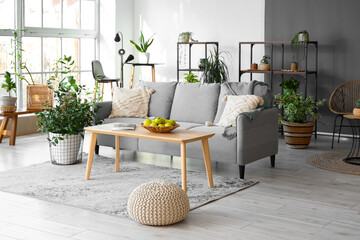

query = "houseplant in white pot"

[
  {"left": 130, "top": 31, "right": 154, "bottom": 63},
  {"left": 0, "top": 71, "right": 17, "bottom": 112},
  {"left": 36, "top": 56, "right": 100, "bottom": 165}
]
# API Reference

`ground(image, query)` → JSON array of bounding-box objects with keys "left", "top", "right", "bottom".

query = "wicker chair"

[{"left": 329, "top": 80, "right": 360, "bottom": 148}]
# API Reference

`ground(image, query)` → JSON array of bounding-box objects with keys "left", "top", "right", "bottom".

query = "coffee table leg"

[
  {"left": 115, "top": 135, "right": 120, "bottom": 172},
  {"left": 201, "top": 138, "right": 214, "bottom": 188},
  {"left": 85, "top": 132, "right": 98, "bottom": 180},
  {"left": 181, "top": 142, "right": 187, "bottom": 192}
]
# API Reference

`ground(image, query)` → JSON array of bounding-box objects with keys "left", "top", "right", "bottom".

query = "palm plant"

[
  {"left": 130, "top": 31, "right": 154, "bottom": 53},
  {"left": 202, "top": 48, "right": 230, "bottom": 83}
]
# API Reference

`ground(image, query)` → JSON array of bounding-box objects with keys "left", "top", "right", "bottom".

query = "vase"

[
  {"left": 282, "top": 120, "right": 314, "bottom": 149},
  {"left": 140, "top": 52, "right": 150, "bottom": 63},
  {"left": 48, "top": 132, "right": 84, "bottom": 165}
]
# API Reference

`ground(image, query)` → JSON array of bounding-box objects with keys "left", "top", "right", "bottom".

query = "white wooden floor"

[{"left": 0, "top": 133, "right": 359, "bottom": 240}]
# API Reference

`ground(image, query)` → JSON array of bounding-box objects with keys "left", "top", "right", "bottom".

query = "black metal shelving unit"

[
  {"left": 177, "top": 42, "right": 219, "bottom": 82},
  {"left": 239, "top": 41, "right": 319, "bottom": 136}
]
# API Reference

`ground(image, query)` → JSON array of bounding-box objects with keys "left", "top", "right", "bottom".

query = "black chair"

[{"left": 91, "top": 60, "right": 120, "bottom": 101}]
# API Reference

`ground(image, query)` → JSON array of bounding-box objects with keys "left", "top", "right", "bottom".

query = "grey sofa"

[{"left": 95, "top": 81, "right": 278, "bottom": 179}]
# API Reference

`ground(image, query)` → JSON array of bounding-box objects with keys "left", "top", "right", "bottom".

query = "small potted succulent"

[
  {"left": 0, "top": 71, "right": 17, "bottom": 112},
  {"left": 130, "top": 31, "right": 154, "bottom": 63},
  {"left": 353, "top": 99, "right": 360, "bottom": 117},
  {"left": 258, "top": 55, "right": 271, "bottom": 71}
]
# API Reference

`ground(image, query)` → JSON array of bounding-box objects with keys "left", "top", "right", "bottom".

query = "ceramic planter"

[
  {"left": 258, "top": 63, "right": 270, "bottom": 71},
  {"left": 0, "top": 96, "right": 17, "bottom": 112},
  {"left": 353, "top": 108, "right": 360, "bottom": 117},
  {"left": 48, "top": 132, "right": 84, "bottom": 165},
  {"left": 139, "top": 52, "right": 150, "bottom": 63},
  {"left": 282, "top": 120, "right": 314, "bottom": 149}
]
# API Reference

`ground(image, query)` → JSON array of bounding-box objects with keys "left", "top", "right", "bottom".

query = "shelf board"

[
  {"left": 178, "top": 68, "right": 204, "bottom": 72},
  {"left": 177, "top": 42, "right": 218, "bottom": 45},
  {"left": 240, "top": 70, "right": 317, "bottom": 74},
  {"left": 239, "top": 41, "right": 318, "bottom": 45}
]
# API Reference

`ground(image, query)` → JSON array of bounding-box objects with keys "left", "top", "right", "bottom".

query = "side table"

[
  {"left": 0, "top": 109, "right": 38, "bottom": 146},
  {"left": 343, "top": 114, "right": 360, "bottom": 165},
  {"left": 126, "top": 63, "right": 164, "bottom": 89}
]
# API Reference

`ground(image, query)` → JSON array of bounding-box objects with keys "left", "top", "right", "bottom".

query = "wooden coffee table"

[{"left": 84, "top": 123, "right": 215, "bottom": 192}]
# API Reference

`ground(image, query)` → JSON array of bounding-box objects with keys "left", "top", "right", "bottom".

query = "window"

[{"left": 0, "top": 0, "right": 99, "bottom": 107}]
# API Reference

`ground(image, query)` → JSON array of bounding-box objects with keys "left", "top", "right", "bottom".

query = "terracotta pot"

[
  {"left": 282, "top": 120, "right": 315, "bottom": 149},
  {"left": 353, "top": 108, "right": 360, "bottom": 117}
]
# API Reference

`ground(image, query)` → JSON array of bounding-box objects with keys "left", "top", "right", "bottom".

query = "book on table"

[{"left": 112, "top": 123, "right": 136, "bottom": 131}]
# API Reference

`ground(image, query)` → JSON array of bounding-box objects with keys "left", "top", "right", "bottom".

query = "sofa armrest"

[
  {"left": 236, "top": 107, "right": 278, "bottom": 165},
  {"left": 95, "top": 101, "right": 112, "bottom": 121}
]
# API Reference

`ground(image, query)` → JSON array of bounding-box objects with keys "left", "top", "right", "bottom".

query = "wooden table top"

[
  {"left": 85, "top": 123, "right": 215, "bottom": 144},
  {"left": 0, "top": 108, "right": 39, "bottom": 117},
  {"left": 344, "top": 114, "right": 360, "bottom": 120}
]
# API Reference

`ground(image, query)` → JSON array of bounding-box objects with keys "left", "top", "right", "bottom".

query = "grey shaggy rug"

[{"left": 0, "top": 154, "right": 258, "bottom": 218}]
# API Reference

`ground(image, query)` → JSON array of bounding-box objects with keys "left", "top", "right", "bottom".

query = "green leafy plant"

[
  {"left": 356, "top": 99, "right": 360, "bottom": 108},
  {"left": 280, "top": 77, "right": 300, "bottom": 94},
  {"left": 275, "top": 91, "right": 326, "bottom": 123},
  {"left": 5, "top": 29, "right": 35, "bottom": 85},
  {"left": 130, "top": 31, "right": 154, "bottom": 53},
  {"left": 202, "top": 48, "right": 230, "bottom": 83},
  {"left": 1, "top": 71, "right": 16, "bottom": 97},
  {"left": 36, "top": 56, "right": 101, "bottom": 146},
  {"left": 178, "top": 32, "right": 192, "bottom": 42},
  {"left": 260, "top": 55, "right": 271, "bottom": 64},
  {"left": 184, "top": 72, "right": 199, "bottom": 83},
  {"left": 291, "top": 30, "right": 309, "bottom": 63}
]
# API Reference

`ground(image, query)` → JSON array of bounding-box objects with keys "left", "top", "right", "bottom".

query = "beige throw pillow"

[
  {"left": 109, "top": 87, "right": 155, "bottom": 118},
  {"left": 217, "top": 95, "right": 264, "bottom": 127}
]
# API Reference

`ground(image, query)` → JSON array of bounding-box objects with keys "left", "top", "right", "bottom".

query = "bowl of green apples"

[{"left": 141, "top": 117, "right": 179, "bottom": 133}]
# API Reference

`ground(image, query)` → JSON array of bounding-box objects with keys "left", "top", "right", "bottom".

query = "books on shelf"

[{"left": 112, "top": 123, "right": 136, "bottom": 131}]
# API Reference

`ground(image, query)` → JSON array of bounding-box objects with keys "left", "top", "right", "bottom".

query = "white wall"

[{"left": 131, "top": 0, "right": 265, "bottom": 85}]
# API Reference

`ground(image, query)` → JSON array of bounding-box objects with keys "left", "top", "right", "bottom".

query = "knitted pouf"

[{"left": 127, "top": 181, "right": 190, "bottom": 225}]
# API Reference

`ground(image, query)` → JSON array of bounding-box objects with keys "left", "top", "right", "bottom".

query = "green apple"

[
  {"left": 154, "top": 117, "right": 163, "bottom": 124},
  {"left": 161, "top": 118, "right": 166, "bottom": 124},
  {"left": 143, "top": 119, "right": 152, "bottom": 126},
  {"left": 167, "top": 120, "right": 176, "bottom": 126},
  {"left": 165, "top": 122, "right": 172, "bottom": 127},
  {"left": 150, "top": 122, "right": 158, "bottom": 127},
  {"left": 158, "top": 124, "right": 165, "bottom": 127}
]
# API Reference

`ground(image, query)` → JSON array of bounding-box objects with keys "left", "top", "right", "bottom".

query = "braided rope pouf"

[{"left": 127, "top": 181, "right": 190, "bottom": 225}]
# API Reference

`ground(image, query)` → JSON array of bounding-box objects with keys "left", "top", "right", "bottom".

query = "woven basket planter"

[
  {"left": 48, "top": 132, "right": 84, "bottom": 165},
  {"left": 282, "top": 120, "right": 314, "bottom": 149},
  {"left": 127, "top": 181, "right": 189, "bottom": 225},
  {"left": 27, "top": 84, "right": 53, "bottom": 110}
]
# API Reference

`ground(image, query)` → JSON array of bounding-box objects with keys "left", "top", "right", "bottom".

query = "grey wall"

[{"left": 265, "top": 0, "right": 360, "bottom": 133}]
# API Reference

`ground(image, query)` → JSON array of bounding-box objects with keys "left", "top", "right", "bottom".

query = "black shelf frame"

[{"left": 177, "top": 42, "right": 219, "bottom": 82}]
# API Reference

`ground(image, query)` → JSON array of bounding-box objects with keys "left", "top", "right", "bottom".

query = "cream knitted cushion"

[
  {"left": 109, "top": 87, "right": 154, "bottom": 118},
  {"left": 127, "top": 181, "right": 190, "bottom": 226},
  {"left": 217, "top": 95, "right": 264, "bottom": 127}
]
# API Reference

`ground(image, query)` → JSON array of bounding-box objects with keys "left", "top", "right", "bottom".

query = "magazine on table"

[{"left": 112, "top": 123, "right": 136, "bottom": 131}]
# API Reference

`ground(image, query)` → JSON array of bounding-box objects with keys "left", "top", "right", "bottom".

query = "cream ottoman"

[{"left": 127, "top": 181, "right": 190, "bottom": 225}]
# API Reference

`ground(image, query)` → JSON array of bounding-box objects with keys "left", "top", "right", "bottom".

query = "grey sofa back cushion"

[
  {"left": 170, "top": 83, "right": 220, "bottom": 123},
  {"left": 136, "top": 80, "right": 177, "bottom": 119},
  {"left": 214, "top": 81, "right": 273, "bottom": 123}
]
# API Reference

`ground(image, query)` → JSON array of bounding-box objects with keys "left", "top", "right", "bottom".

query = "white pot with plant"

[
  {"left": 258, "top": 55, "right": 271, "bottom": 71},
  {"left": 0, "top": 71, "right": 17, "bottom": 112},
  {"left": 130, "top": 31, "right": 154, "bottom": 64}
]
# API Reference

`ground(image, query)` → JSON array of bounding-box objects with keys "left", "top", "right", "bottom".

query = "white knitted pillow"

[
  {"left": 109, "top": 87, "right": 155, "bottom": 118},
  {"left": 217, "top": 95, "right": 264, "bottom": 127}
]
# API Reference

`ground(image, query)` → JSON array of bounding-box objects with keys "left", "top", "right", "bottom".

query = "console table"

[
  {"left": 0, "top": 109, "right": 38, "bottom": 146},
  {"left": 126, "top": 63, "right": 164, "bottom": 89}
]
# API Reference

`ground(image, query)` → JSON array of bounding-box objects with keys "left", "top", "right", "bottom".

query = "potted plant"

[
  {"left": 291, "top": 30, "right": 309, "bottom": 65},
  {"left": 198, "top": 58, "right": 207, "bottom": 70},
  {"left": 7, "top": 29, "right": 53, "bottom": 110},
  {"left": 178, "top": 32, "right": 193, "bottom": 43},
  {"left": 353, "top": 99, "right": 360, "bottom": 117},
  {"left": 202, "top": 48, "right": 230, "bottom": 83},
  {"left": 36, "top": 56, "right": 100, "bottom": 165},
  {"left": 258, "top": 55, "right": 271, "bottom": 71},
  {"left": 0, "top": 71, "right": 17, "bottom": 112},
  {"left": 130, "top": 31, "right": 154, "bottom": 63},
  {"left": 184, "top": 72, "right": 199, "bottom": 83},
  {"left": 276, "top": 91, "right": 326, "bottom": 149},
  {"left": 279, "top": 77, "right": 300, "bottom": 94}
]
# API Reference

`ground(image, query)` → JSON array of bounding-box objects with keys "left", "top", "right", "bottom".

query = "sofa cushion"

[
  {"left": 136, "top": 81, "right": 178, "bottom": 119},
  {"left": 109, "top": 87, "right": 154, "bottom": 119},
  {"left": 170, "top": 83, "right": 220, "bottom": 124},
  {"left": 214, "top": 81, "right": 272, "bottom": 123}
]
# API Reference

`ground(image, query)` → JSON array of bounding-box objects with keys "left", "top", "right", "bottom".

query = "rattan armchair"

[{"left": 329, "top": 80, "right": 360, "bottom": 148}]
